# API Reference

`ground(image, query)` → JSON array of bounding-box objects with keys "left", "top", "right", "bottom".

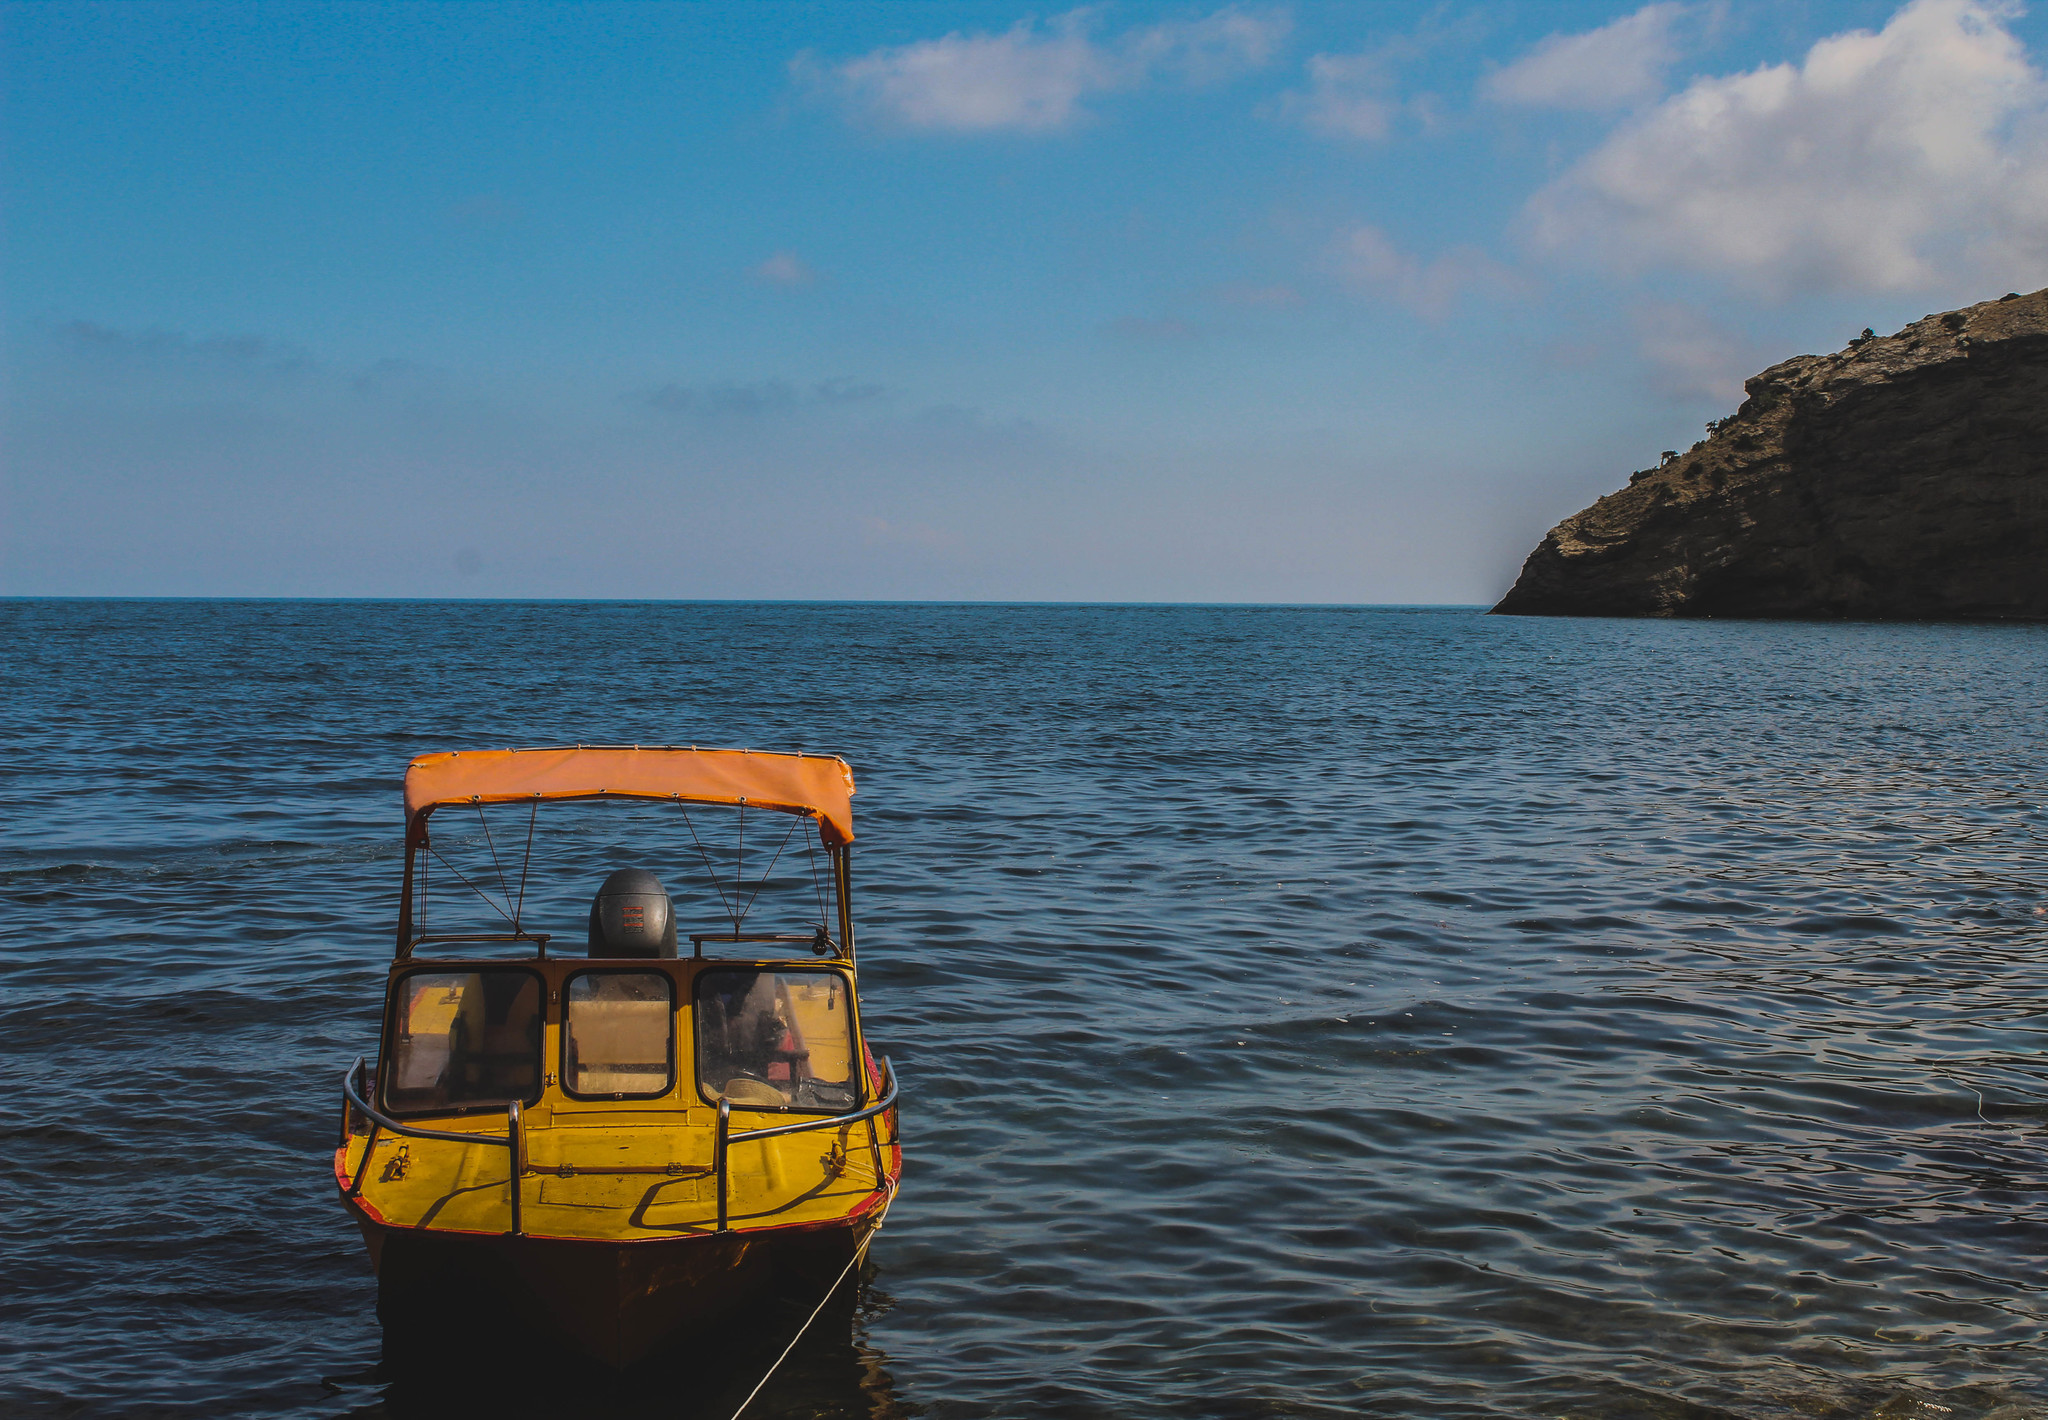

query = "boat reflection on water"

[{"left": 347, "top": 1261, "right": 915, "bottom": 1420}]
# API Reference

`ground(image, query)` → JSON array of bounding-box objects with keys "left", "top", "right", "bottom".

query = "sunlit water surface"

[{"left": 2, "top": 600, "right": 2045, "bottom": 1420}]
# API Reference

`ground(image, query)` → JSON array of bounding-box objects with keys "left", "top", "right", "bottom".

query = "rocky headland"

[{"left": 1493, "top": 287, "right": 2048, "bottom": 620}]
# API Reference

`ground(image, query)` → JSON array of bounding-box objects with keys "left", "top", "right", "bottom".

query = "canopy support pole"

[
  {"left": 394, "top": 817, "right": 425, "bottom": 959},
  {"left": 834, "top": 846, "right": 856, "bottom": 969}
]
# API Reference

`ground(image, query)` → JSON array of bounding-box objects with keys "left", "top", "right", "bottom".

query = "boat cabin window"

[
  {"left": 695, "top": 970, "right": 857, "bottom": 1113},
  {"left": 564, "top": 971, "right": 675, "bottom": 1098},
  {"left": 384, "top": 969, "right": 542, "bottom": 1115}
]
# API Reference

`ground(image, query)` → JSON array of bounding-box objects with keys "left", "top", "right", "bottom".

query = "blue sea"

[{"left": 2, "top": 599, "right": 2045, "bottom": 1419}]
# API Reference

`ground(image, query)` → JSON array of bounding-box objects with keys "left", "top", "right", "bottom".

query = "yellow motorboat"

[{"left": 333, "top": 745, "right": 902, "bottom": 1370}]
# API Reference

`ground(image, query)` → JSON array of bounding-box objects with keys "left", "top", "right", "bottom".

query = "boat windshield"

[
  {"left": 385, "top": 969, "right": 543, "bottom": 1114},
  {"left": 695, "top": 969, "right": 857, "bottom": 1113},
  {"left": 564, "top": 971, "right": 675, "bottom": 1098}
]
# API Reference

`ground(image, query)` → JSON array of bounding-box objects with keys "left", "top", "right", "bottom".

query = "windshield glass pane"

[
  {"left": 565, "top": 971, "right": 675, "bottom": 1097},
  {"left": 696, "top": 970, "right": 856, "bottom": 1112},
  {"left": 385, "top": 970, "right": 542, "bottom": 1114}
]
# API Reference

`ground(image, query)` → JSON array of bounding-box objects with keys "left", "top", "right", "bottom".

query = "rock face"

[{"left": 1493, "top": 287, "right": 2048, "bottom": 620}]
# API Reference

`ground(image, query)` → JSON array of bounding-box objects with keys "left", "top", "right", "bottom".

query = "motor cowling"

[{"left": 587, "top": 868, "right": 678, "bottom": 957}]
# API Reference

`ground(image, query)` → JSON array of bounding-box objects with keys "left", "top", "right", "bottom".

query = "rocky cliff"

[{"left": 1492, "top": 287, "right": 2048, "bottom": 620}]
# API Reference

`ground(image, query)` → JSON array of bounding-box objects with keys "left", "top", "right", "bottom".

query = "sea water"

[{"left": 1, "top": 600, "right": 2044, "bottom": 1419}]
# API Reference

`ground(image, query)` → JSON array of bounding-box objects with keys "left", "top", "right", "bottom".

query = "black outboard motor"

[{"left": 587, "top": 868, "right": 678, "bottom": 958}]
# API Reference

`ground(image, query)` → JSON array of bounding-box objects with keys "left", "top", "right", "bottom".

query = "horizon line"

[{"left": 0, "top": 594, "right": 1498, "bottom": 610}]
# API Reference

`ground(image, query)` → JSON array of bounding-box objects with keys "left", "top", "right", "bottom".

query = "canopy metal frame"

[{"left": 393, "top": 745, "right": 858, "bottom": 966}]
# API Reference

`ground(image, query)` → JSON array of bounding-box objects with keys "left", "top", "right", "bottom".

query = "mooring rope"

[{"left": 726, "top": 1240, "right": 869, "bottom": 1420}]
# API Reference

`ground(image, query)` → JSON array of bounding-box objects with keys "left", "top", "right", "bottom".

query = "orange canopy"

[{"left": 403, "top": 745, "right": 856, "bottom": 845}]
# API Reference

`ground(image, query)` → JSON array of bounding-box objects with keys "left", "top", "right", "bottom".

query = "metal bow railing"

[
  {"left": 713, "top": 1059, "right": 898, "bottom": 1232},
  {"left": 341, "top": 1058, "right": 526, "bottom": 1232},
  {"left": 338, "top": 1056, "right": 898, "bottom": 1238}
]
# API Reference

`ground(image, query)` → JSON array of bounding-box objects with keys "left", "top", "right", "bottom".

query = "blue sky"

[{"left": 6, "top": 0, "right": 2046, "bottom": 601}]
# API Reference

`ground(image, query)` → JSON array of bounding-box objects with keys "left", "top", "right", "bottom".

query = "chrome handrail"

[
  {"left": 340, "top": 1057, "right": 524, "bottom": 1235},
  {"left": 404, "top": 932, "right": 554, "bottom": 961},
  {"left": 340, "top": 1054, "right": 899, "bottom": 1239},
  {"left": 688, "top": 929, "right": 838, "bottom": 959},
  {"left": 715, "top": 1057, "right": 898, "bottom": 1233}
]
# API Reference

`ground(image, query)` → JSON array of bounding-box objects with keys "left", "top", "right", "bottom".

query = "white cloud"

[
  {"left": 1483, "top": 4, "right": 1686, "bottom": 111},
  {"left": 751, "top": 251, "right": 818, "bottom": 286},
  {"left": 1123, "top": 6, "right": 1292, "bottom": 83},
  {"left": 1281, "top": 50, "right": 1399, "bottom": 139},
  {"left": 802, "top": 6, "right": 1289, "bottom": 133},
  {"left": 1525, "top": 0, "right": 2048, "bottom": 296},
  {"left": 1332, "top": 225, "right": 1520, "bottom": 317}
]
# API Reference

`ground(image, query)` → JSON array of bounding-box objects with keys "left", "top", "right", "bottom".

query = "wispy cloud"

[
  {"left": 1331, "top": 226, "right": 1521, "bottom": 318},
  {"left": 1275, "top": 15, "right": 1479, "bottom": 143},
  {"left": 42, "top": 319, "right": 474, "bottom": 413},
  {"left": 54, "top": 319, "right": 317, "bottom": 375},
  {"left": 1482, "top": 4, "right": 1687, "bottom": 112},
  {"left": 629, "top": 377, "right": 888, "bottom": 416},
  {"left": 1524, "top": 0, "right": 2048, "bottom": 296},
  {"left": 1277, "top": 48, "right": 1401, "bottom": 140},
  {"left": 751, "top": 250, "right": 819, "bottom": 286},
  {"left": 799, "top": 6, "right": 1289, "bottom": 134}
]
